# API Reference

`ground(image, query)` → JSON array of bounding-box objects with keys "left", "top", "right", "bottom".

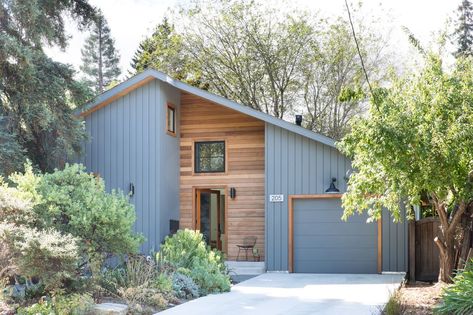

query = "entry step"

[{"left": 225, "top": 261, "right": 265, "bottom": 275}]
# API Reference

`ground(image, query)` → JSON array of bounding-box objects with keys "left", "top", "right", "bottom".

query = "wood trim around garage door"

[{"left": 288, "top": 194, "right": 382, "bottom": 273}]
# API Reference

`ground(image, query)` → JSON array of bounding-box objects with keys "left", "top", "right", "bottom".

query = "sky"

[{"left": 45, "top": 0, "right": 462, "bottom": 77}]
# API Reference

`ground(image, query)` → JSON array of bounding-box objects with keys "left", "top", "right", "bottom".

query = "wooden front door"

[{"left": 195, "top": 189, "right": 222, "bottom": 251}]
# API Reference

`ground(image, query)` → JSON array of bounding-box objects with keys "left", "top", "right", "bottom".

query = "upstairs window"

[
  {"left": 195, "top": 141, "right": 225, "bottom": 173},
  {"left": 166, "top": 103, "right": 176, "bottom": 136}
]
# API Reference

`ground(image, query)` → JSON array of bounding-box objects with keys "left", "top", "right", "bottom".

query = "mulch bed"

[{"left": 397, "top": 281, "right": 447, "bottom": 315}]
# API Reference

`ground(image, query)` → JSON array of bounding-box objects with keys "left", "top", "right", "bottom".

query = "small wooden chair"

[{"left": 236, "top": 236, "right": 257, "bottom": 261}]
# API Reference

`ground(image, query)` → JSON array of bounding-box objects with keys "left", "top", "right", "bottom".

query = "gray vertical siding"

[
  {"left": 158, "top": 83, "right": 181, "bottom": 243},
  {"left": 82, "top": 79, "right": 180, "bottom": 254},
  {"left": 265, "top": 123, "right": 408, "bottom": 272},
  {"left": 265, "top": 123, "right": 350, "bottom": 271},
  {"left": 382, "top": 206, "right": 408, "bottom": 272}
]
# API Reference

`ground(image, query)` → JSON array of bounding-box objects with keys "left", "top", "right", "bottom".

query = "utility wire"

[{"left": 344, "top": 0, "right": 380, "bottom": 111}]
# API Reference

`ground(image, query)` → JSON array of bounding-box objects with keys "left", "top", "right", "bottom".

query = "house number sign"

[{"left": 269, "top": 194, "right": 284, "bottom": 202}]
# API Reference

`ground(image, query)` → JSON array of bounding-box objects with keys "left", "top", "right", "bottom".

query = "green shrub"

[
  {"left": 16, "top": 293, "right": 93, "bottom": 315},
  {"left": 381, "top": 290, "right": 406, "bottom": 315},
  {"left": 0, "top": 224, "right": 79, "bottom": 291},
  {"left": 52, "top": 293, "right": 94, "bottom": 315},
  {"left": 0, "top": 177, "right": 37, "bottom": 226},
  {"left": 100, "top": 256, "right": 157, "bottom": 294},
  {"left": 189, "top": 260, "right": 231, "bottom": 295},
  {"left": 155, "top": 273, "right": 173, "bottom": 295},
  {"left": 119, "top": 286, "right": 167, "bottom": 313},
  {"left": 172, "top": 272, "right": 199, "bottom": 299},
  {"left": 17, "top": 299, "right": 54, "bottom": 315},
  {"left": 0, "top": 179, "right": 36, "bottom": 281},
  {"left": 6, "top": 163, "right": 144, "bottom": 270},
  {"left": 158, "top": 229, "right": 208, "bottom": 269},
  {"left": 158, "top": 229, "right": 231, "bottom": 295},
  {"left": 124, "top": 256, "right": 157, "bottom": 288},
  {"left": 436, "top": 259, "right": 473, "bottom": 315},
  {"left": 99, "top": 266, "right": 127, "bottom": 295},
  {"left": 99, "top": 256, "right": 172, "bottom": 312},
  {"left": 31, "top": 164, "right": 144, "bottom": 263}
]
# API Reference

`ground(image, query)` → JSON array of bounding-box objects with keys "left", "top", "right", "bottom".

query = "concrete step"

[
  {"left": 93, "top": 303, "right": 128, "bottom": 315},
  {"left": 226, "top": 261, "right": 265, "bottom": 267},
  {"left": 225, "top": 261, "right": 265, "bottom": 275}
]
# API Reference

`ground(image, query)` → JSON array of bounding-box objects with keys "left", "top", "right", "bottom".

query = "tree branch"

[
  {"left": 434, "top": 236, "right": 446, "bottom": 258},
  {"left": 448, "top": 201, "right": 467, "bottom": 234},
  {"left": 432, "top": 193, "right": 449, "bottom": 228}
]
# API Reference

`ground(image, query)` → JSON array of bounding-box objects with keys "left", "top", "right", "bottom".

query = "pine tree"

[
  {"left": 80, "top": 10, "right": 121, "bottom": 94},
  {"left": 130, "top": 18, "right": 189, "bottom": 80},
  {"left": 0, "top": 0, "right": 95, "bottom": 174},
  {"left": 453, "top": 0, "right": 473, "bottom": 57}
]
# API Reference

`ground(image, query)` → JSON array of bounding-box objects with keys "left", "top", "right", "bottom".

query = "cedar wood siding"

[
  {"left": 265, "top": 123, "right": 408, "bottom": 272},
  {"left": 179, "top": 92, "right": 265, "bottom": 260}
]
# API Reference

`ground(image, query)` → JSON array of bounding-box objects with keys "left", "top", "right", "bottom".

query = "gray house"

[{"left": 78, "top": 69, "right": 407, "bottom": 273}]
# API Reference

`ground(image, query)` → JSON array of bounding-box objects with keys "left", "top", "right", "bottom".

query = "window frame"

[
  {"left": 166, "top": 102, "right": 176, "bottom": 136},
  {"left": 193, "top": 140, "right": 226, "bottom": 174}
]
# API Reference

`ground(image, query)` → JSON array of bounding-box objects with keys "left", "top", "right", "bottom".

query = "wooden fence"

[{"left": 409, "top": 217, "right": 440, "bottom": 282}]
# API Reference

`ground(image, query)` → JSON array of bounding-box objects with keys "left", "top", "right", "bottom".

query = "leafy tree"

[
  {"left": 301, "top": 14, "right": 387, "bottom": 140},
  {"left": 453, "top": 0, "right": 473, "bottom": 57},
  {"left": 133, "top": 0, "right": 388, "bottom": 134},
  {"left": 0, "top": 118, "right": 25, "bottom": 177},
  {"left": 338, "top": 54, "right": 473, "bottom": 283},
  {"left": 182, "top": 1, "right": 313, "bottom": 119},
  {"left": 0, "top": 0, "right": 95, "bottom": 174},
  {"left": 131, "top": 18, "right": 191, "bottom": 81},
  {"left": 80, "top": 10, "right": 121, "bottom": 94}
]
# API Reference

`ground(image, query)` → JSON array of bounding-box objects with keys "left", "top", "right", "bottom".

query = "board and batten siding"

[
  {"left": 382, "top": 207, "right": 409, "bottom": 272},
  {"left": 80, "top": 79, "right": 181, "bottom": 253},
  {"left": 265, "top": 123, "right": 408, "bottom": 272},
  {"left": 179, "top": 92, "right": 265, "bottom": 260}
]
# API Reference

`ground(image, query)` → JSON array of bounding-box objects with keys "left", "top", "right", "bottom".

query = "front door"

[{"left": 195, "top": 189, "right": 223, "bottom": 251}]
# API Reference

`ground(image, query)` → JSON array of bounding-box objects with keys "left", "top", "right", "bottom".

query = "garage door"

[{"left": 293, "top": 198, "right": 377, "bottom": 273}]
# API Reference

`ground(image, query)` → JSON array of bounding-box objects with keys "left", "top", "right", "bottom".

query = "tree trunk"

[
  {"left": 432, "top": 198, "right": 468, "bottom": 283},
  {"left": 98, "top": 18, "right": 103, "bottom": 93},
  {"left": 436, "top": 233, "right": 455, "bottom": 283}
]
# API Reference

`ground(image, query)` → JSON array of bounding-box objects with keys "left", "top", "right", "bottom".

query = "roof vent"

[{"left": 295, "top": 115, "right": 302, "bottom": 126}]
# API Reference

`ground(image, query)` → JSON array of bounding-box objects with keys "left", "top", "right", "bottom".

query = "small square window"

[
  {"left": 195, "top": 141, "right": 225, "bottom": 173},
  {"left": 167, "top": 104, "right": 176, "bottom": 135}
]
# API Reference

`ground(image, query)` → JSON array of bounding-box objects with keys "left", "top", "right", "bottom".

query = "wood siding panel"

[{"left": 179, "top": 92, "right": 265, "bottom": 260}]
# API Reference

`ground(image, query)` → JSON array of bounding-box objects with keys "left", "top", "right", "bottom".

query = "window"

[
  {"left": 195, "top": 141, "right": 225, "bottom": 173},
  {"left": 166, "top": 103, "right": 176, "bottom": 135}
]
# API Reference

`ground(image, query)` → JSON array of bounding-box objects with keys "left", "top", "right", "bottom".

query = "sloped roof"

[{"left": 77, "top": 69, "right": 336, "bottom": 148}]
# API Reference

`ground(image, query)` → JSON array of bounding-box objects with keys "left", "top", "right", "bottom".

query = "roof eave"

[{"left": 77, "top": 69, "right": 336, "bottom": 148}]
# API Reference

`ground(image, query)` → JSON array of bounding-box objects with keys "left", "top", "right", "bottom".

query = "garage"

[{"left": 291, "top": 197, "right": 378, "bottom": 274}]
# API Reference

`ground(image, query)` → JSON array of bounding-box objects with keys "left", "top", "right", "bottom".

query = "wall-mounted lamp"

[
  {"left": 325, "top": 177, "right": 340, "bottom": 193},
  {"left": 129, "top": 183, "right": 135, "bottom": 197},
  {"left": 230, "top": 187, "right": 236, "bottom": 199}
]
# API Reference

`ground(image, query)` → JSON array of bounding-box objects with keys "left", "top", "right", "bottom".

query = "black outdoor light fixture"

[
  {"left": 129, "top": 183, "right": 135, "bottom": 197},
  {"left": 230, "top": 187, "right": 236, "bottom": 199},
  {"left": 325, "top": 177, "right": 340, "bottom": 193}
]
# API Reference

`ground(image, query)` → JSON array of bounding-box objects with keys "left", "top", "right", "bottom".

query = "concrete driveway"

[{"left": 158, "top": 273, "right": 405, "bottom": 315}]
